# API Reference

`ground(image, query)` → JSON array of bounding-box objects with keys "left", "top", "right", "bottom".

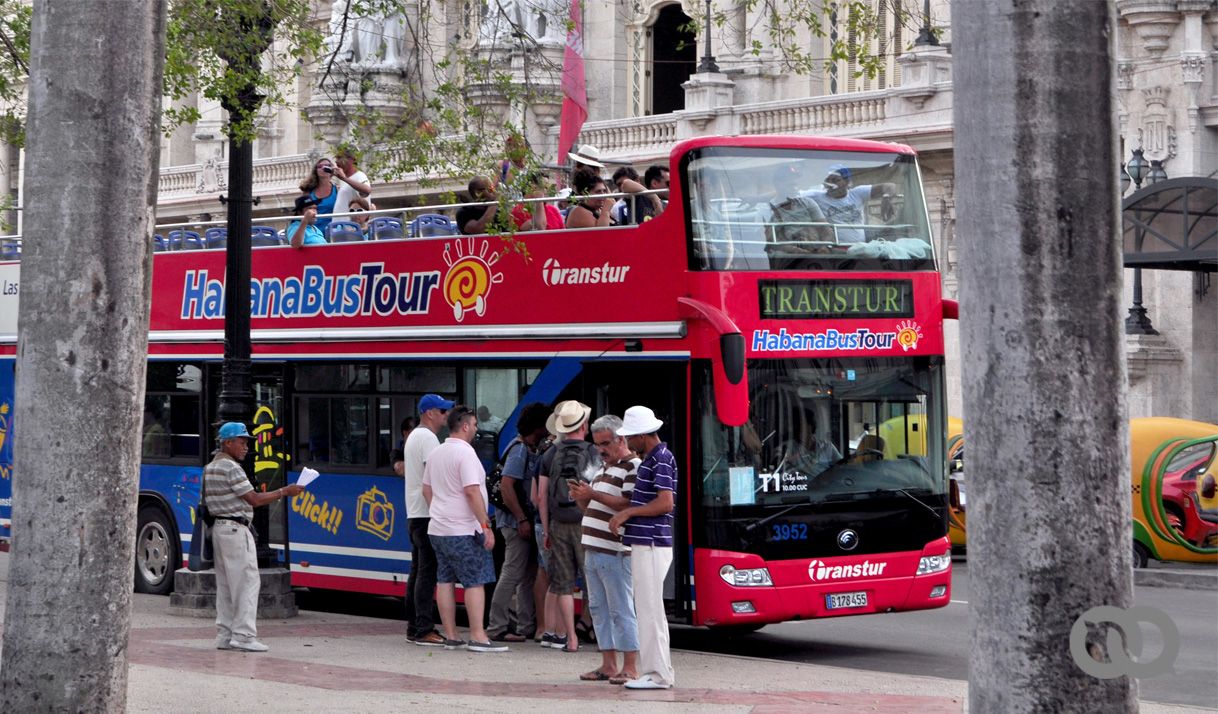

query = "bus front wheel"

[{"left": 135, "top": 505, "right": 178, "bottom": 594}]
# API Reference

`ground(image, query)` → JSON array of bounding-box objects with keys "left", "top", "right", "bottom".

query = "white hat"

[
  {"left": 545, "top": 413, "right": 560, "bottom": 438},
  {"left": 568, "top": 145, "right": 605, "bottom": 168},
  {"left": 552, "top": 400, "right": 592, "bottom": 434},
  {"left": 617, "top": 406, "right": 663, "bottom": 436}
]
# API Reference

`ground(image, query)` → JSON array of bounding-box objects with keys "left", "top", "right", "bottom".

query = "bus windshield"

[
  {"left": 684, "top": 147, "right": 934, "bottom": 271},
  {"left": 697, "top": 357, "right": 947, "bottom": 511}
]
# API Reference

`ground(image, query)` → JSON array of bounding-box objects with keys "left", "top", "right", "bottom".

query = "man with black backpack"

[
  {"left": 487, "top": 402, "right": 549, "bottom": 642},
  {"left": 538, "top": 400, "right": 601, "bottom": 652}
]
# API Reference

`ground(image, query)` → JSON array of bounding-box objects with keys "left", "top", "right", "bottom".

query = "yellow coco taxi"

[
  {"left": 1131, "top": 417, "right": 1218, "bottom": 568},
  {"left": 939, "top": 417, "right": 1217, "bottom": 565}
]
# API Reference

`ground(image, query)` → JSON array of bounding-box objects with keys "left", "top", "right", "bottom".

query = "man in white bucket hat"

[{"left": 607, "top": 405, "right": 676, "bottom": 690}]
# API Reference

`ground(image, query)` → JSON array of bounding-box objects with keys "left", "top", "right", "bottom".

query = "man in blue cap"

[
  {"left": 206, "top": 422, "right": 305, "bottom": 652},
  {"left": 400, "top": 393, "right": 454, "bottom": 646},
  {"left": 806, "top": 163, "right": 894, "bottom": 244}
]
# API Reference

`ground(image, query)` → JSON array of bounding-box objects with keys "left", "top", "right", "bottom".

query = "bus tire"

[
  {"left": 135, "top": 505, "right": 178, "bottom": 595},
  {"left": 1133, "top": 540, "right": 1150, "bottom": 570}
]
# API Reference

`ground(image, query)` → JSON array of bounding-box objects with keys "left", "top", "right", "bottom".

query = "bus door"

[
  {"left": 252, "top": 365, "right": 290, "bottom": 554},
  {"left": 577, "top": 360, "right": 693, "bottom": 623}
]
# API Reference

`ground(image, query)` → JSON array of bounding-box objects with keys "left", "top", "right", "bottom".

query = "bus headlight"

[
  {"left": 917, "top": 552, "right": 951, "bottom": 575},
  {"left": 719, "top": 564, "right": 773, "bottom": 587}
]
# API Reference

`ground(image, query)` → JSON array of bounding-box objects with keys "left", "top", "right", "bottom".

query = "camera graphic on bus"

[{"left": 355, "top": 487, "right": 395, "bottom": 541}]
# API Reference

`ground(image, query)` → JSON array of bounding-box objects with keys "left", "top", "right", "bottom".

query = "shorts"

[
  {"left": 429, "top": 533, "right": 496, "bottom": 587},
  {"left": 547, "top": 520, "right": 583, "bottom": 595}
]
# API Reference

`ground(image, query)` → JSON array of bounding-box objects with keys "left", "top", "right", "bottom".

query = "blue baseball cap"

[
  {"left": 418, "top": 394, "right": 455, "bottom": 414},
  {"left": 217, "top": 422, "right": 252, "bottom": 441},
  {"left": 828, "top": 164, "right": 851, "bottom": 180}
]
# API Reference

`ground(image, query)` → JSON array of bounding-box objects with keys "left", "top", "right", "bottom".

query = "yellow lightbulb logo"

[
  {"left": 442, "top": 238, "right": 504, "bottom": 322},
  {"left": 895, "top": 320, "right": 923, "bottom": 352}
]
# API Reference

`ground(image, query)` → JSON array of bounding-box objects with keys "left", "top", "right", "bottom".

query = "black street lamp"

[
  {"left": 915, "top": 0, "right": 940, "bottom": 46},
  {"left": 696, "top": 0, "right": 719, "bottom": 73},
  {"left": 1123, "top": 148, "right": 1162, "bottom": 336}
]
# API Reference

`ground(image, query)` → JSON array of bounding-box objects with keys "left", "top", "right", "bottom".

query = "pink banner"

[{"left": 557, "top": 0, "right": 587, "bottom": 167}]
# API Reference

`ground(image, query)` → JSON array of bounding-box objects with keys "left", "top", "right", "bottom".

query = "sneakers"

[
  {"left": 546, "top": 634, "right": 569, "bottom": 650},
  {"left": 539, "top": 632, "right": 557, "bottom": 647},
  {"left": 228, "top": 639, "right": 270, "bottom": 653},
  {"left": 467, "top": 640, "right": 510, "bottom": 653},
  {"left": 413, "top": 631, "right": 446, "bottom": 647},
  {"left": 214, "top": 634, "right": 236, "bottom": 650},
  {"left": 443, "top": 638, "right": 467, "bottom": 650}
]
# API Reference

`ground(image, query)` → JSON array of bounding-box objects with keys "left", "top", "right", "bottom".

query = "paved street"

[
  {"left": 671, "top": 562, "right": 1218, "bottom": 710},
  {"left": 0, "top": 552, "right": 1212, "bottom": 711}
]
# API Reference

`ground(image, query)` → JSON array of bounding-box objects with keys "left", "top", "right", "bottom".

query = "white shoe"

[
  {"left": 229, "top": 639, "right": 269, "bottom": 652},
  {"left": 215, "top": 635, "right": 235, "bottom": 650},
  {"left": 623, "top": 675, "right": 672, "bottom": 690}
]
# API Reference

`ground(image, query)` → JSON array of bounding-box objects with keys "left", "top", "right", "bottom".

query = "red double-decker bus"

[{"left": 0, "top": 134, "right": 953, "bottom": 627}]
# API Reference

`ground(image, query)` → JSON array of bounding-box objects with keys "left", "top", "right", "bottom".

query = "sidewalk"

[{"left": 0, "top": 554, "right": 1210, "bottom": 712}]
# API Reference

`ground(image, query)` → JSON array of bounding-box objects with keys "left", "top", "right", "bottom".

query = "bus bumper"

[{"left": 691, "top": 538, "right": 953, "bottom": 627}]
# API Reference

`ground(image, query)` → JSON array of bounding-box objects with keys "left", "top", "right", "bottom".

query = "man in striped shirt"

[
  {"left": 608, "top": 406, "right": 676, "bottom": 690},
  {"left": 206, "top": 422, "right": 305, "bottom": 652},
  {"left": 570, "top": 414, "right": 640, "bottom": 684}
]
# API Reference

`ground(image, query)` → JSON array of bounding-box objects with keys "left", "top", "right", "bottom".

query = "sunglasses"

[{"left": 349, "top": 207, "right": 365, "bottom": 213}]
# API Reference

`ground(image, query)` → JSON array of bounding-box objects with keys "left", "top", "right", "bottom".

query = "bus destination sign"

[{"left": 758, "top": 279, "right": 914, "bottom": 320}]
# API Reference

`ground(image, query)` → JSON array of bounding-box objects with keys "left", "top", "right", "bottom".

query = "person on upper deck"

[
  {"left": 298, "top": 157, "right": 339, "bottom": 233},
  {"left": 288, "top": 195, "right": 326, "bottom": 248},
  {"left": 347, "top": 196, "right": 374, "bottom": 236},
  {"left": 565, "top": 169, "right": 613, "bottom": 229},
  {"left": 333, "top": 148, "right": 373, "bottom": 218},
  {"left": 803, "top": 164, "right": 895, "bottom": 244},
  {"left": 510, "top": 172, "right": 564, "bottom": 231},
  {"left": 456, "top": 176, "right": 503, "bottom": 235},
  {"left": 609, "top": 166, "right": 662, "bottom": 226}
]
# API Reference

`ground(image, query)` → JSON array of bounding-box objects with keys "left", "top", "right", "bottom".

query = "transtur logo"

[
  {"left": 807, "top": 558, "right": 888, "bottom": 582},
  {"left": 542, "top": 258, "right": 631, "bottom": 286}
]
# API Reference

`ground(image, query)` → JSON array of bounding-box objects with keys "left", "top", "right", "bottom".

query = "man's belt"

[{"left": 214, "top": 515, "right": 251, "bottom": 527}]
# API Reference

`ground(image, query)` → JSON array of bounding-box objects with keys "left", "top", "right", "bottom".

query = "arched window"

[{"left": 649, "top": 4, "right": 697, "bottom": 115}]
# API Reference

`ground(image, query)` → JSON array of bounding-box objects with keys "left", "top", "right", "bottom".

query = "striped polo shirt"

[
  {"left": 203, "top": 451, "right": 254, "bottom": 521},
  {"left": 622, "top": 442, "right": 677, "bottom": 548},
  {"left": 580, "top": 458, "right": 639, "bottom": 554}
]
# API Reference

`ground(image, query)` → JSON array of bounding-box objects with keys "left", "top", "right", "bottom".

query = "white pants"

[
  {"left": 212, "top": 521, "right": 260, "bottom": 642},
  {"left": 631, "top": 544, "right": 674, "bottom": 686}
]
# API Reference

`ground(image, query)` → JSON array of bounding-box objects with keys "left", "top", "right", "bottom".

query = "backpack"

[
  {"left": 487, "top": 439, "right": 527, "bottom": 512},
  {"left": 548, "top": 440, "right": 599, "bottom": 524}
]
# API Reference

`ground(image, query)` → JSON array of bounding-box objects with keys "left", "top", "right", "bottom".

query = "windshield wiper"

[
  {"left": 744, "top": 501, "right": 814, "bottom": 533},
  {"left": 893, "top": 488, "right": 941, "bottom": 518}
]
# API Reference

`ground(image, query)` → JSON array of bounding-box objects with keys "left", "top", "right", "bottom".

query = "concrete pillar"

[{"left": 953, "top": 1, "right": 1136, "bottom": 711}]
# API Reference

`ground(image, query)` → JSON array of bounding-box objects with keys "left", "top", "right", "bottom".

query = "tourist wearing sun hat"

[
  {"left": 568, "top": 144, "right": 605, "bottom": 169},
  {"left": 539, "top": 400, "right": 600, "bottom": 652},
  {"left": 607, "top": 406, "right": 676, "bottom": 690}
]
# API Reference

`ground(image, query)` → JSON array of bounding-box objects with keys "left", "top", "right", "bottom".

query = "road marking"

[{"left": 950, "top": 599, "right": 968, "bottom": 605}]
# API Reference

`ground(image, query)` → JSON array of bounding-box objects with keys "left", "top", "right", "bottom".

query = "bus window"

[
  {"left": 376, "top": 365, "right": 457, "bottom": 394},
  {"left": 465, "top": 367, "right": 517, "bottom": 437},
  {"left": 295, "top": 363, "right": 371, "bottom": 391},
  {"left": 295, "top": 396, "right": 371, "bottom": 467},
  {"left": 685, "top": 147, "right": 934, "bottom": 272},
  {"left": 143, "top": 363, "right": 201, "bottom": 460}
]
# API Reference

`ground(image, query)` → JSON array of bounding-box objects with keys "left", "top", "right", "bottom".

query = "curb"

[{"left": 1134, "top": 568, "right": 1217, "bottom": 591}]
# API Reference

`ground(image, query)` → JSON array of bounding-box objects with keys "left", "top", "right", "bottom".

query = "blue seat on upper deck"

[
  {"left": 407, "top": 213, "right": 458, "bottom": 238},
  {"left": 167, "top": 230, "right": 204, "bottom": 251},
  {"left": 327, "top": 221, "right": 366, "bottom": 243},
  {"left": 251, "top": 226, "right": 282, "bottom": 247},
  {"left": 369, "top": 216, "right": 404, "bottom": 241},
  {"left": 204, "top": 227, "right": 227, "bottom": 249},
  {"left": 0, "top": 240, "right": 20, "bottom": 261},
  {"left": 152, "top": 234, "right": 167, "bottom": 252}
]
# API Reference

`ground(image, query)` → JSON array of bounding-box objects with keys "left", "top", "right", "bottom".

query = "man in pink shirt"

[{"left": 422, "top": 404, "right": 509, "bottom": 653}]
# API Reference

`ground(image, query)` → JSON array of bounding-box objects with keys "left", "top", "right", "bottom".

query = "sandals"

[
  {"left": 579, "top": 669, "right": 612, "bottom": 681},
  {"left": 608, "top": 672, "right": 638, "bottom": 685},
  {"left": 574, "top": 620, "right": 596, "bottom": 645}
]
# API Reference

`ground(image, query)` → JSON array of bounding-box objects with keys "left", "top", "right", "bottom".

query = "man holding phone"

[{"left": 422, "top": 404, "right": 508, "bottom": 653}]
